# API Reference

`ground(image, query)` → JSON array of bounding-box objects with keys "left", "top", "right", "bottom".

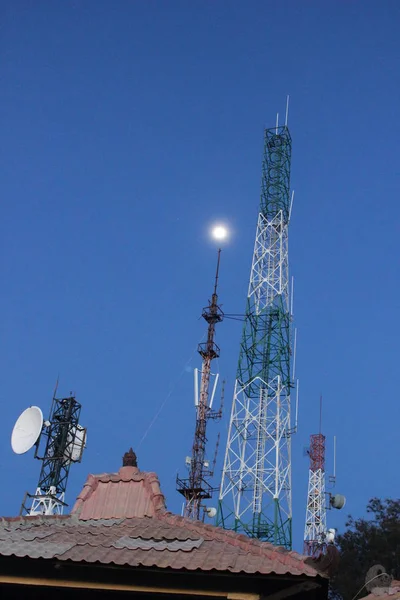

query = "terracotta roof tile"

[
  {"left": 72, "top": 467, "right": 166, "bottom": 520},
  {"left": 0, "top": 466, "right": 325, "bottom": 579},
  {"left": 0, "top": 512, "right": 322, "bottom": 577}
]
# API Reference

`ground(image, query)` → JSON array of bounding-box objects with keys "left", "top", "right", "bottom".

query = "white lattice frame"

[
  {"left": 219, "top": 210, "right": 292, "bottom": 527},
  {"left": 29, "top": 487, "right": 65, "bottom": 516},
  {"left": 304, "top": 469, "right": 327, "bottom": 545}
]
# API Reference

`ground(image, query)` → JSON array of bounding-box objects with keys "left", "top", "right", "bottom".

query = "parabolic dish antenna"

[{"left": 11, "top": 406, "right": 43, "bottom": 454}]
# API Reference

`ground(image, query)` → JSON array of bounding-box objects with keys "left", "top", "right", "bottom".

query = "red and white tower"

[
  {"left": 303, "top": 428, "right": 327, "bottom": 555},
  {"left": 176, "top": 250, "right": 223, "bottom": 520}
]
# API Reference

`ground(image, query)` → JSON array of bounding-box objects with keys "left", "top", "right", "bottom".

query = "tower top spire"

[{"left": 213, "top": 248, "right": 222, "bottom": 297}]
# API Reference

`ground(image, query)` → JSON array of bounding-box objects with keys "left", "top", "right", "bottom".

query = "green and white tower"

[{"left": 217, "top": 116, "right": 296, "bottom": 549}]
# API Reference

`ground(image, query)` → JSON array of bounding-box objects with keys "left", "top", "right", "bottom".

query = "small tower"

[
  {"left": 303, "top": 431, "right": 327, "bottom": 555},
  {"left": 176, "top": 250, "right": 224, "bottom": 520},
  {"left": 304, "top": 401, "right": 346, "bottom": 556},
  {"left": 19, "top": 392, "right": 86, "bottom": 516}
]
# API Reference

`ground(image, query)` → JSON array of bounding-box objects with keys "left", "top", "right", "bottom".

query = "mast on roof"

[{"left": 11, "top": 384, "right": 87, "bottom": 516}]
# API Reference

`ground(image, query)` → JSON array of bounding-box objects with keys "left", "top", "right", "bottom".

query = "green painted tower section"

[{"left": 217, "top": 124, "right": 294, "bottom": 549}]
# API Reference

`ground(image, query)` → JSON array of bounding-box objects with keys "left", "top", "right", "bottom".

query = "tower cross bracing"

[
  {"left": 217, "top": 124, "right": 295, "bottom": 549},
  {"left": 304, "top": 433, "right": 327, "bottom": 555}
]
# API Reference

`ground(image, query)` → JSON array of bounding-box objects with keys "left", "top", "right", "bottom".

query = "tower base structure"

[{"left": 22, "top": 487, "right": 66, "bottom": 516}]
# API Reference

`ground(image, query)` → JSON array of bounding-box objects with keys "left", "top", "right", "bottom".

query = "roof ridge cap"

[{"left": 141, "top": 471, "right": 166, "bottom": 513}]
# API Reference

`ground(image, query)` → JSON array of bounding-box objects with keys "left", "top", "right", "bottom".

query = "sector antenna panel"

[{"left": 65, "top": 425, "right": 87, "bottom": 463}]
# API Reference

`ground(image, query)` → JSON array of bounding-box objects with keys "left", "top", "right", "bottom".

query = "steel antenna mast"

[
  {"left": 217, "top": 114, "right": 295, "bottom": 548},
  {"left": 304, "top": 396, "right": 327, "bottom": 555},
  {"left": 20, "top": 390, "right": 86, "bottom": 516},
  {"left": 177, "top": 250, "right": 224, "bottom": 520}
]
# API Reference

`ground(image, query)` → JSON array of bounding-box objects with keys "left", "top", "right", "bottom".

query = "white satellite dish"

[{"left": 11, "top": 406, "right": 43, "bottom": 454}]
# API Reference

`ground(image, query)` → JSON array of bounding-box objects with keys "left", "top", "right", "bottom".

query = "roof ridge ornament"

[{"left": 122, "top": 448, "right": 137, "bottom": 468}]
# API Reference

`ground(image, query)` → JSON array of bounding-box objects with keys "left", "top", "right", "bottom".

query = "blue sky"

[{"left": 1, "top": 1, "right": 399, "bottom": 551}]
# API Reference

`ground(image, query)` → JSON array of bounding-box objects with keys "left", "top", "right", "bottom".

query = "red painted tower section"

[{"left": 309, "top": 434, "right": 326, "bottom": 473}]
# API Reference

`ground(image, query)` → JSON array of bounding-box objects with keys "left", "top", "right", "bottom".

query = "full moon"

[{"left": 211, "top": 224, "right": 229, "bottom": 241}]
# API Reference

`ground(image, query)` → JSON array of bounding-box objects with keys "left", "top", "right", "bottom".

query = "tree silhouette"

[{"left": 331, "top": 498, "right": 400, "bottom": 599}]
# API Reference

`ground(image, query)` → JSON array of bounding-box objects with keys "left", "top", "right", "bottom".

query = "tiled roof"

[
  {"left": 0, "top": 513, "right": 321, "bottom": 577},
  {"left": 0, "top": 463, "right": 325, "bottom": 579}
]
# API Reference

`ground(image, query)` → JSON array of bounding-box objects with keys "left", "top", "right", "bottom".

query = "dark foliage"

[{"left": 331, "top": 498, "right": 400, "bottom": 600}]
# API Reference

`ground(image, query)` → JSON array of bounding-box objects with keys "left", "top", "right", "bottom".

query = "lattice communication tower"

[
  {"left": 176, "top": 250, "right": 223, "bottom": 520},
  {"left": 217, "top": 121, "right": 295, "bottom": 548},
  {"left": 303, "top": 432, "right": 327, "bottom": 555},
  {"left": 21, "top": 393, "right": 86, "bottom": 516}
]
